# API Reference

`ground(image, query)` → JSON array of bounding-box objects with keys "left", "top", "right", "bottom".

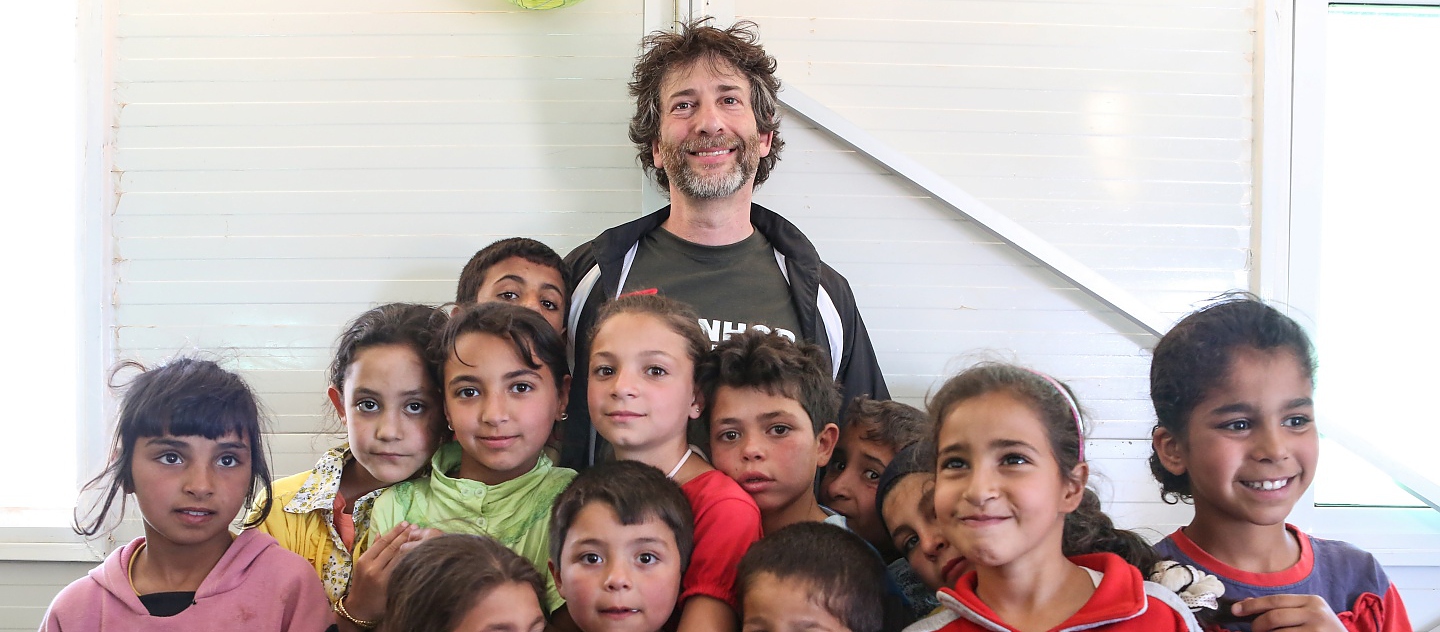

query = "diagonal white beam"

[{"left": 779, "top": 87, "right": 1172, "bottom": 339}]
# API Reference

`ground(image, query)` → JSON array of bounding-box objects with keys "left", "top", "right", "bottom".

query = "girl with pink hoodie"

[{"left": 42, "top": 357, "right": 332, "bottom": 631}]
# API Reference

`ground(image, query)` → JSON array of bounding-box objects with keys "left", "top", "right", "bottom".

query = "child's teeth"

[{"left": 1245, "top": 479, "right": 1288, "bottom": 491}]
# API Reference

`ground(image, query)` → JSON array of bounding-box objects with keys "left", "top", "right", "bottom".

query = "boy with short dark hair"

[
  {"left": 455, "top": 237, "right": 569, "bottom": 334},
  {"left": 736, "top": 522, "right": 888, "bottom": 632},
  {"left": 549, "top": 460, "right": 695, "bottom": 632},
  {"left": 698, "top": 330, "right": 841, "bottom": 534},
  {"left": 821, "top": 396, "right": 930, "bottom": 554}
]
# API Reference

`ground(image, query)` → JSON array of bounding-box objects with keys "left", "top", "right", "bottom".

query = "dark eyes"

[
  {"left": 510, "top": 383, "right": 534, "bottom": 394},
  {"left": 498, "top": 291, "right": 520, "bottom": 301},
  {"left": 769, "top": 425, "right": 790, "bottom": 436},
  {"left": 716, "top": 429, "right": 739, "bottom": 442},
  {"left": 645, "top": 366, "right": 667, "bottom": 377},
  {"left": 405, "top": 402, "right": 426, "bottom": 414},
  {"left": 1282, "top": 415, "right": 1312, "bottom": 428},
  {"left": 456, "top": 387, "right": 479, "bottom": 398},
  {"left": 637, "top": 552, "right": 658, "bottom": 564},
  {"left": 863, "top": 469, "right": 882, "bottom": 481},
  {"left": 356, "top": 399, "right": 379, "bottom": 413},
  {"left": 1001, "top": 454, "right": 1029, "bottom": 466},
  {"left": 218, "top": 454, "right": 241, "bottom": 468},
  {"left": 1219, "top": 419, "right": 1252, "bottom": 431},
  {"left": 941, "top": 457, "right": 967, "bottom": 470},
  {"left": 159, "top": 452, "right": 182, "bottom": 465},
  {"left": 593, "top": 365, "right": 614, "bottom": 378},
  {"left": 901, "top": 535, "right": 919, "bottom": 554},
  {"left": 540, "top": 299, "right": 559, "bottom": 311},
  {"left": 580, "top": 553, "right": 601, "bottom": 565}
]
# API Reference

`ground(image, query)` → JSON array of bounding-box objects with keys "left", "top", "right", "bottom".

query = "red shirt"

[
  {"left": 680, "top": 470, "right": 763, "bottom": 609},
  {"left": 904, "top": 553, "right": 1198, "bottom": 632}
]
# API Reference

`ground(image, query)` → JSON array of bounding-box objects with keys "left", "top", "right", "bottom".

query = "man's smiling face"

[{"left": 652, "top": 57, "right": 772, "bottom": 201}]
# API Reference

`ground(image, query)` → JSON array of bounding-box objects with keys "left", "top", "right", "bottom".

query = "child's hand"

[
  {"left": 344, "top": 522, "right": 429, "bottom": 623},
  {"left": 1234, "top": 595, "right": 1346, "bottom": 632}
]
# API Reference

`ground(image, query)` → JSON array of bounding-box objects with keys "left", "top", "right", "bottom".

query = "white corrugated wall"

[{"left": 3, "top": 0, "right": 1436, "bottom": 628}]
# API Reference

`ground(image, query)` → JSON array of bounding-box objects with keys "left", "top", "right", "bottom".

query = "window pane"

[
  {"left": 0, "top": 2, "right": 80, "bottom": 519},
  {"left": 1316, "top": 4, "right": 1440, "bottom": 506}
]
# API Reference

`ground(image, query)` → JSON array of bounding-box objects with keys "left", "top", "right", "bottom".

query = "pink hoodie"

[{"left": 41, "top": 528, "right": 333, "bottom": 631}]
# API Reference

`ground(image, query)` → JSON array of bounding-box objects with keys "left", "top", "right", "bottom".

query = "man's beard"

[{"left": 658, "top": 133, "right": 761, "bottom": 200}]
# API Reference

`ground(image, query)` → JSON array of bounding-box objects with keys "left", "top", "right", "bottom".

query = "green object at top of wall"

[{"left": 508, "top": 0, "right": 586, "bottom": 9}]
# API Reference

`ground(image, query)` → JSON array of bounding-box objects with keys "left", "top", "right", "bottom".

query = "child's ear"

[
  {"left": 815, "top": 422, "right": 840, "bottom": 468},
  {"left": 557, "top": 375, "right": 572, "bottom": 415},
  {"left": 1152, "top": 426, "right": 1188, "bottom": 477},
  {"left": 327, "top": 386, "right": 347, "bottom": 425},
  {"left": 549, "top": 559, "right": 564, "bottom": 594},
  {"left": 688, "top": 388, "right": 705, "bottom": 421},
  {"left": 1061, "top": 461, "right": 1089, "bottom": 512}
]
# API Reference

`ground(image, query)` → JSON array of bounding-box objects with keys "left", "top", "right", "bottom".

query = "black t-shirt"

[
  {"left": 622, "top": 227, "right": 802, "bottom": 346},
  {"left": 139, "top": 591, "right": 195, "bottom": 617}
]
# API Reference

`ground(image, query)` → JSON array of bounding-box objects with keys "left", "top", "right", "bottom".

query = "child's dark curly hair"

[
  {"left": 1148, "top": 294, "right": 1316, "bottom": 503},
  {"left": 696, "top": 330, "right": 840, "bottom": 433}
]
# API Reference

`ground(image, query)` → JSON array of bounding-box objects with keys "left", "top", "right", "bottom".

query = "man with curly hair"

[{"left": 562, "top": 19, "right": 888, "bottom": 472}]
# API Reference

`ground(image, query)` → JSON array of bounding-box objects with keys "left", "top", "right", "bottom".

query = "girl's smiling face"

[
  {"left": 933, "top": 391, "right": 1086, "bottom": 571},
  {"left": 444, "top": 332, "right": 568, "bottom": 485},
  {"left": 1153, "top": 347, "right": 1317, "bottom": 531},
  {"left": 588, "top": 312, "right": 701, "bottom": 462}
]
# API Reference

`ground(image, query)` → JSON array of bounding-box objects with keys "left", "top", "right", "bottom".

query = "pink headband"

[{"left": 1028, "top": 370, "right": 1085, "bottom": 462}]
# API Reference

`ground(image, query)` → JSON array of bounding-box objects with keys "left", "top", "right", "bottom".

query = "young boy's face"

[
  {"left": 709, "top": 386, "right": 838, "bottom": 529},
  {"left": 553, "top": 503, "right": 683, "bottom": 632},
  {"left": 820, "top": 422, "right": 895, "bottom": 551},
  {"left": 474, "top": 256, "right": 567, "bottom": 333},
  {"left": 742, "top": 572, "right": 852, "bottom": 632}
]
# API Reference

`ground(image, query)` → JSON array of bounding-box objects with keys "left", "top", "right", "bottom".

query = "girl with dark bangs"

[{"left": 42, "top": 357, "right": 330, "bottom": 631}]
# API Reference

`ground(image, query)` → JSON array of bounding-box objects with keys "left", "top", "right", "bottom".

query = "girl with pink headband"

[{"left": 906, "top": 362, "right": 1201, "bottom": 632}]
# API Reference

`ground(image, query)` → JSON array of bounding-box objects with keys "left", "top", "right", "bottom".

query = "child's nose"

[
  {"left": 611, "top": 367, "right": 640, "bottom": 397},
  {"left": 921, "top": 529, "right": 948, "bottom": 559},
  {"left": 739, "top": 435, "right": 764, "bottom": 461},
  {"left": 962, "top": 467, "right": 999, "bottom": 505},
  {"left": 603, "top": 562, "right": 632, "bottom": 591},
  {"left": 1251, "top": 423, "right": 1291, "bottom": 461},
  {"left": 824, "top": 471, "right": 851, "bottom": 501},
  {"left": 183, "top": 465, "right": 215, "bottom": 496},
  {"left": 375, "top": 411, "right": 404, "bottom": 440},
  {"left": 481, "top": 394, "right": 508, "bottom": 425}
]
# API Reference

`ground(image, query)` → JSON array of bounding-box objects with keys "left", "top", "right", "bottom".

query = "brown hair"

[
  {"left": 628, "top": 18, "right": 785, "bottom": 191},
  {"left": 590, "top": 293, "right": 709, "bottom": 372},
  {"left": 843, "top": 396, "right": 929, "bottom": 452},
  {"left": 737, "top": 522, "right": 887, "bottom": 632},
  {"left": 697, "top": 330, "right": 841, "bottom": 433},
  {"left": 378, "top": 534, "right": 547, "bottom": 632},
  {"left": 549, "top": 460, "right": 695, "bottom": 574},
  {"left": 455, "top": 237, "right": 570, "bottom": 307},
  {"left": 438, "top": 302, "right": 569, "bottom": 387}
]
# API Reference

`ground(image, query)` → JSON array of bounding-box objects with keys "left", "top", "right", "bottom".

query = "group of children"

[{"left": 41, "top": 237, "right": 1412, "bottom": 632}]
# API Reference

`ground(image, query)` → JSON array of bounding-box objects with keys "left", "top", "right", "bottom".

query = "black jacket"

[{"left": 560, "top": 203, "right": 889, "bottom": 469}]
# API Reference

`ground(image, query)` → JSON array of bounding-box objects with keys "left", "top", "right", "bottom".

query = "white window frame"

[
  {"left": 1256, "top": 0, "right": 1440, "bottom": 566},
  {"left": 0, "top": 0, "right": 116, "bottom": 563}
]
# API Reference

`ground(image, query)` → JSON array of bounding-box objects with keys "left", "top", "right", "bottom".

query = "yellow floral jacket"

[{"left": 245, "top": 445, "right": 388, "bottom": 602}]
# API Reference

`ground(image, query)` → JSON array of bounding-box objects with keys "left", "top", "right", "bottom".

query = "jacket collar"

[{"left": 934, "top": 553, "right": 1150, "bottom": 632}]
